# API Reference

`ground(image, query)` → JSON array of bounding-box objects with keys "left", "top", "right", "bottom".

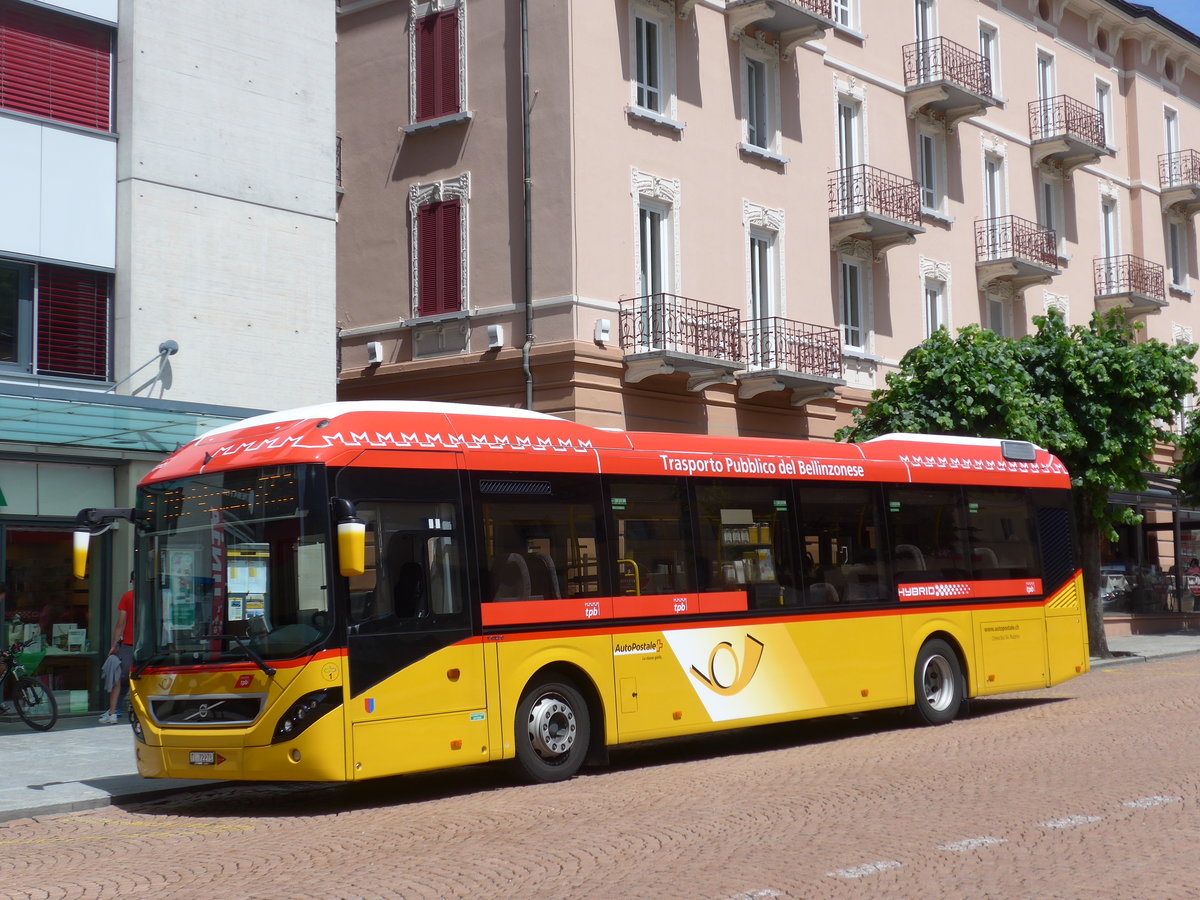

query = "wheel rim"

[
  {"left": 526, "top": 692, "right": 577, "bottom": 761},
  {"left": 921, "top": 654, "right": 955, "bottom": 712}
]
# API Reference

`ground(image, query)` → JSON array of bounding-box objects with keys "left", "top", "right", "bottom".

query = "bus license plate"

[{"left": 189, "top": 751, "right": 216, "bottom": 766}]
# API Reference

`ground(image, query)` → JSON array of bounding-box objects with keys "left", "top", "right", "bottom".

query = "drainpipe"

[{"left": 521, "top": 0, "right": 534, "bottom": 410}]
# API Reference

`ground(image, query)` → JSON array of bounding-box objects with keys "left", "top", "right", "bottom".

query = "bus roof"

[{"left": 144, "top": 401, "right": 1070, "bottom": 489}]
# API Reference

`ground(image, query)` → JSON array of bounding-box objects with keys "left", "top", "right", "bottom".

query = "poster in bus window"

[{"left": 166, "top": 550, "right": 196, "bottom": 630}]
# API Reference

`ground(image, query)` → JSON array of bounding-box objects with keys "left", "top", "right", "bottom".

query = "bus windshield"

[{"left": 135, "top": 464, "right": 333, "bottom": 666}]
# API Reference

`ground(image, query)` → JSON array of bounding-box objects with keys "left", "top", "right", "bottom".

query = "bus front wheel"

[
  {"left": 514, "top": 679, "right": 590, "bottom": 783},
  {"left": 913, "top": 639, "right": 963, "bottom": 725}
]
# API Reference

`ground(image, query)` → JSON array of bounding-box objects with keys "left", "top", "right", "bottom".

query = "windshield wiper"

[
  {"left": 131, "top": 652, "right": 173, "bottom": 680},
  {"left": 206, "top": 633, "right": 277, "bottom": 677}
]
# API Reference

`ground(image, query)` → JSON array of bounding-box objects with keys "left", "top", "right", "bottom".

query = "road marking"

[
  {"left": 1038, "top": 815, "right": 1102, "bottom": 829},
  {"left": 939, "top": 836, "right": 1008, "bottom": 852},
  {"left": 1122, "top": 795, "right": 1181, "bottom": 809},
  {"left": 827, "top": 860, "right": 903, "bottom": 879},
  {"left": 722, "top": 890, "right": 781, "bottom": 900}
]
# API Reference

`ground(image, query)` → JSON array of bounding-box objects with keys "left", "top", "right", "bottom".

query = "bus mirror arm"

[{"left": 72, "top": 508, "right": 151, "bottom": 579}]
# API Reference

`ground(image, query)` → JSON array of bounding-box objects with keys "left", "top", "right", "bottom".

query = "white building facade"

[{"left": 0, "top": 0, "right": 337, "bottom": 711}]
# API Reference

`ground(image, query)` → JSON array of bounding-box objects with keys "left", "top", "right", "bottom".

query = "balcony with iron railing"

[
  {"left": 725, "top": 0, "right": 834, "bottom": 56},
  {"left": 737, "top": 317, "right": 844, "bottom": 405},
  {"left": 1159, "top": 149, "right": 1200, "bottom": 216},
  {"left": 1028, "top": 95, "right": 1109, "bottom": 175},
  {"left": 828, "top": 164, "right": 924, "bottom": 259},
  {"left": 618, "top": 294, "right": 744, "bottom": 391},
  {"left": 1094, "top": 255, "right": 1166, "bottom": 316},
  {"left": 975, "top": 215, "right": 1060, "bottom": 292},
  {"left": 902, "top": 36, "right": 997, "bottom": 130}
]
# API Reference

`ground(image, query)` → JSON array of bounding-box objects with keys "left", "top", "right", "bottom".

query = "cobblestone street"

[{"left": 2, "top": 656, "right": 1198, "bottom": 900}]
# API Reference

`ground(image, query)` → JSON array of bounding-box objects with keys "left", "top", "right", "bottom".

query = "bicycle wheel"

[{"left": 14, "top": 676, "right": 57, "bottom": 731}]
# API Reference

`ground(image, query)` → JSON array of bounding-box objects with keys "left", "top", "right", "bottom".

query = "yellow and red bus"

[{"left": 75, "top": 401, "right": 1088, "bottom": 784}]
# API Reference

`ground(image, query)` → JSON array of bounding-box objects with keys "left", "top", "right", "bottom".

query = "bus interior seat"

[
  {"left": 492, "top": 552, "right": 531, "bottom": 602},
  {"left": 894, "top": 544, "right": 925, "bottom": 573},
  {"left": 971, "top": 547, "right": 999, "bottom": 571},
  {"left": 806, "top": 582, "right": 840, "bottom": 605},
  {"left": 526, "top": 552, "right": 561, "bottom": 600}
]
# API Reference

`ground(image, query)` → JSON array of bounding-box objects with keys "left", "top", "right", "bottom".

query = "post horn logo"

[{"left": 690, "top": 634, "right": 765, "bottom": 696}]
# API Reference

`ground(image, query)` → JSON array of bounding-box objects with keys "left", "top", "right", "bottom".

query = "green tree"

[{"left": 838, "top": 309, "right": 1197, "bottom": 657}]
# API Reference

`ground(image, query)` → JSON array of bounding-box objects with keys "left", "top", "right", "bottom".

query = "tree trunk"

[{"left": 1077, "top": 512, "right": 1109, "bottom": 658}]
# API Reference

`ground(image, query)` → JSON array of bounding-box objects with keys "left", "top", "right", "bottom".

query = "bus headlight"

[
  {"left": 271, "top": 689, "right": 342, "bottom": 744},
  {"left": 129, "top": 710, "right": 146, "bottom": 743}
]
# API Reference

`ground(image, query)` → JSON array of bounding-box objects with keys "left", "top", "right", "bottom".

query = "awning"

[{"left": 0, "top": 385, "right": 265, "bottom": 454}]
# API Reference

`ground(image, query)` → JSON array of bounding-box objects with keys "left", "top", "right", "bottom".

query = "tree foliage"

[{"left": 838, "top": 309, "right": 1198, "bottom": 656}]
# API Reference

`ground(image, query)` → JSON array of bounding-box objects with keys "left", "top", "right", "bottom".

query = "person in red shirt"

[{"left": 100, "top": 575, "right": 134, "bottom": 724}]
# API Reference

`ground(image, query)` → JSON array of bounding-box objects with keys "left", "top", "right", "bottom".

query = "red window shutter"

[
  {"left": 417, "top": 199, "right": 462, "bottom": 317},
  {"left": 0, "top": 2, "right": 112, "bottom": 130},
  {"left": 414, "top": 10, "right": 458, "bottom": 122},
  {"left": 437, "top": 199, "right": 461, "bottom": 314},
  {"left": 436, "top": 12, "right": 459, "bottom": 119},
  {"left": 36, "top": 265, "right": 109, "bottom": 380},
  {"left": 417, "top": 203, "right": 439, "bottom": 316}
]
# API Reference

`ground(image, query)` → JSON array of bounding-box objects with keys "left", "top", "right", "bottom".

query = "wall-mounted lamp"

[
  {"left": 487, "top": 325, "right": 505, "bottom": 350},
  {"left": 366, "top": 341, "right": 383, "bottom": 365}
]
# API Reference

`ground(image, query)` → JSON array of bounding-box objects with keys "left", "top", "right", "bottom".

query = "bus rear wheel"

[
  {"left": 514, "top": 679, "right": 590, "bottom": 784},
  {"left": 913, "top": 639, "right": 963, "bottom": 725}
]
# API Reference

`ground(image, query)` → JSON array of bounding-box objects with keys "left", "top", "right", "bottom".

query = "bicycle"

[{"left": 0, "top": 636, "right": 59, "bottom": 731}]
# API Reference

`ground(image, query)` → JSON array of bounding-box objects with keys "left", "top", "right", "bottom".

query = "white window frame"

[
  {"left": 408, "top": 173, "right": 472, "bottom": 319},
  {"left": 628, "top": 1, "right": 679, "bottom": 128},
  {"left": 631, "top": 168, "right": 681, "bottom": 302},
  {"left": 916, "top": 122, "right": 945, "bottom": 216},
  {"left": 924, "top": 279, "right": 947, "bottom": 337},
  {"left": 985, "top": 291, "right": 1010, "bottom": 337},
  {"left": 978, "top": 20, "right": 1001, "bottom": 99},
  {"left": 404, "top": 0, "right": 470, "bottom": 134},
  {"left": 1039, "top": 173, "right": 1064, "bottom": 258},
  {"left": 915, "top": 0, "right": 936, "bottom": 42},
  {"left": 1168, "top": 219, "right": 1188, "bottom": 290},
  {"left": 840, "top": 258, "right": 866, "bottom": 350},
  {"left": 832, "top": 0, "right": 858, "bottom": 32},
  {"left": 1095, "top": 78, "right": 1113, "bottom": 148},
  {"left": 740, "top": 40, "right": 784, "bottom": 162}
]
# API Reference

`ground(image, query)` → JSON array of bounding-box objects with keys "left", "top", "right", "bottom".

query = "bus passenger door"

[{"left": 338, "top": 460, "right": 488, "bottom": 778}]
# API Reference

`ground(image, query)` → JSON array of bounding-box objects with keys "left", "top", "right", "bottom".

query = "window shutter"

[
  {"left": 417, "top": 203, "right": 439, "bottom": 316},
  {"left": 36, "top": 265, "right": 109, "bottom": 380},
  {"left": 437, "top": 199, "right": 461, "bottom": 314},
  {"left": 414, "top": 10, "right": 458, "bottom": 122},
  {"left": 415, "top": 14, "right": 437, "bottom": 121},
  {"left": 417, "top": 199, "right": 462, "bottom": 317},
  {"left": 436, "top": 11, "right": 459, "bottom": 119},
  {"left": 0, "top": 2, "right": 112, "bottom": 130}
]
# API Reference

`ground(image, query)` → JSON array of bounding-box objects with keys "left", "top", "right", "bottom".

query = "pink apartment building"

[{"left": 335, "top": 0, "right": 1200, "bottom": 444}]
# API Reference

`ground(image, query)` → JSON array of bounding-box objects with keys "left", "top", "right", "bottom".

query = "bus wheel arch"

[
  {"left": 912, "top": 636, "right": 967, "bottom": 726},
  {"left": 513, "top": 664, "right": 605, "bottom": 783}
]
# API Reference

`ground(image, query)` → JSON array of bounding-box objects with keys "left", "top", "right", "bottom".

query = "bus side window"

[
  {"left": 886, "top": 485, "right": 972, "bottom": 582},
  {"left": 606, "top": 478, "right": 693, "bottom": 596},
  {"left": 797, "top": 484, "right": 889, "bottom": 606},
  {"left": 476, "top": 474, "right": 605, "bottom": 602},
  {"left": 692, "top": 479, "right": 800, "bottom": 609},
  {"left": 964, "top": 487, "right": 1037, "bottom": 579}
]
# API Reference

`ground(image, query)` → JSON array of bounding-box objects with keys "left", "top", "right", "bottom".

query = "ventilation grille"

[
  {"left": 480, "top": 479, "right": 552, "bottom": 495},
  {"left": 1038, "top": 506, "right": 1076, "bottom": 594},
  {"left": 150, "top": 695, "right": 264, "bottom": 726}
]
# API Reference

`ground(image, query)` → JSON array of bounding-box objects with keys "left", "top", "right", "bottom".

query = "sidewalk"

[{"left": 1, "top": 631, "right": 1198, "bottom": 824}]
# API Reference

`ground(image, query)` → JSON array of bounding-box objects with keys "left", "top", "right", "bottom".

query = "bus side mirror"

[{"left": 334, "top": 498, "right": 366, "bottom": 578}]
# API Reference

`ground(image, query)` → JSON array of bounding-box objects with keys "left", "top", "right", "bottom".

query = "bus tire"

[
  {"left": 514, "top": 678, "right": 590, "bottom": 784},
  {"left": 913, "top": 639, "right": 963, "bottom": 726}
]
